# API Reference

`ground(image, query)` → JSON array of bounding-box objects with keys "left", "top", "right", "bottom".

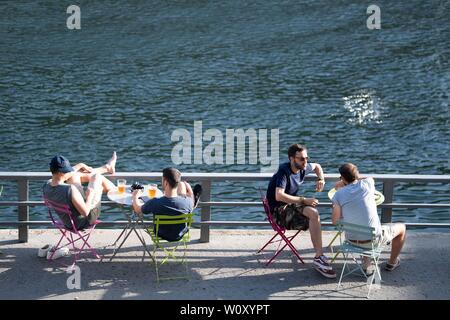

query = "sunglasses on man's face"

[{"left": 295, "top": 156, "right": 309, "bottom": 162}]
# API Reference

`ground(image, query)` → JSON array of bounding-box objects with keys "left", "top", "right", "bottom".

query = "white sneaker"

[
  {"left": 46, "top": 247, "right": 70, "bottom": 260},
  {"left": 38, "top": 244, "right": 53, "bottom": 258}
]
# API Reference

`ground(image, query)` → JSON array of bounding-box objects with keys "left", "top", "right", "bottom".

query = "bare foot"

[{"left": 105, "top": 151, "right": 117, "bottom": 174}]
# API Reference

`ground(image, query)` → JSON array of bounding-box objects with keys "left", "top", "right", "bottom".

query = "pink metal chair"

[
  {"left": 44, "top": 196, "right": 102, "bottom": 266},
  {"left": 257, "top": 190, "right": 305, "bottom": 266}
]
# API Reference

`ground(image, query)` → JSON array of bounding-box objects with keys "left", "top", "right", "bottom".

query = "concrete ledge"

[{"left": 0, "top": 229, "right": 448, "bottom": 300}]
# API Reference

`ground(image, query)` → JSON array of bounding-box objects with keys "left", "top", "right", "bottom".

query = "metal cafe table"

[{"left": 107, "top": 186, "right": 163, "bottom": 262}]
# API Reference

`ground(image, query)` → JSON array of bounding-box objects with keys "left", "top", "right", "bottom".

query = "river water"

[{"left": 0, "top": 0, "right": 449, "bottom": 226}]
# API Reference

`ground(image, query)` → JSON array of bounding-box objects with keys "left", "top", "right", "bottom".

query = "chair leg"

[
  {"left": 327, "top": 231, "right": 342, "bottom": 253},
  {"left": 337, "top": 255, "right": 348, "bottom": 290},
  {"left": 367, "top": 256, "right": 382, "bottom": 298},
  {"left": 262, "top": 230, "right": 304, "bottom": 266},
  {"left": 330, "top": 250, "right": 341, "bottom": 263},
  {"left": 279, "top": 231, "right": 304, "bottom": 264},
  {"left": 75, "top": 227, "right": 101, "bottom": 260},
  {"left": 258, "top": 232, "right": 279, "bottom": 253},
  {"left": 265, "top": 242, "right": 288, "bottom": 266},
  {"left": 151, "top": 239, "right": 190, "bottom": 283},
  {"left": 48, "top": 233, "right": 66, "bottom": 260}
]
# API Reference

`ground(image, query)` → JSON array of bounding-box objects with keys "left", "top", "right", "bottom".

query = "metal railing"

[{"left": 1, "top": 172, "right": 449, "bottom": 243}]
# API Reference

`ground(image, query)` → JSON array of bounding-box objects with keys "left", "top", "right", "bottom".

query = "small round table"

[
  {"left": 327, "top": 187, "right": 385, "bottom": 206},
  {"left": 107, "top": 186, "right": 163, "bottom": 262},
  {"left": 107, "top": 187, "right": 163, "bottom": 206}
]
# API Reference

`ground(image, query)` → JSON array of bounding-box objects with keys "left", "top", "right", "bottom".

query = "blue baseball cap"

[{"left": 49, "top": 155, "right": 74, "bottom": 173}]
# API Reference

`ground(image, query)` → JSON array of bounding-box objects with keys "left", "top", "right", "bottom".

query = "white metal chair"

[{"left": 336, "top": 220, "right": 385, "bottom": 298}]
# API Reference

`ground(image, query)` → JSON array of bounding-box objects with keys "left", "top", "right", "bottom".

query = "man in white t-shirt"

[{"left": 331, "top": 163, "right": 406, "bottom": 272}]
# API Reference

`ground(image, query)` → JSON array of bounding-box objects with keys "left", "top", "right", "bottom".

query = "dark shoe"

[
  {"left": 385, "top": 258, "right": 400, "bottom": 271},
  {"left": 314, "top": 266, "right": 337, "bottom": 279},
  {"left": 313, "top": 255, "right": 332, "bottom": 271},
  {"left": 364, "top": 264, "right": 375, "bottom": 276},
  {"left": 313, "top": 255, "right": 336, "bottom": 279},
  {"left": 193, "top": 184, "right": 202, "bottom": 208}
]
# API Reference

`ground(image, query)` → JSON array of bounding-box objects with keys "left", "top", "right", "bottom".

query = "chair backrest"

[
  {"left": 336, "top": 220, "right": 378, "bottom": 242},
  {"left": 154, "top": 213, "right": 194, "bottom": 225},
  {"left": 43, "top": 196, "right": 76, "bottom": 231},
  {"left": 153, "top": 213, "right": 194, "bottom": 241},
  {"left": 259, "top": 188, "right": 284, "bottom": 232}
]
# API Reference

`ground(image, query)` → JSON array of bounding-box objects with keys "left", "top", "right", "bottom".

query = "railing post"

[
  {"left": 17, "top": 178, "right": 29, "bottom": 243},
  {"left": 381, "top": 181, "right": 394, "bottom": 223},
  {"left": 200, "top": 180, "right": 211, "bottom": 243}
]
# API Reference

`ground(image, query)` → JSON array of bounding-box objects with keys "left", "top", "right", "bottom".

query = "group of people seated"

[
  {"left": 43, "top": 144, "right": 406, "bottom": 279},
  {"left": 43, "top": 153, "right": 200, "bottom": 242},
  {"left": 266, "top": 143, "right": 406, "bottom": 278}
]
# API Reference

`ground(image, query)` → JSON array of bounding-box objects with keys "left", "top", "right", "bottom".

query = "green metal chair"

[
  {"left": 328, "top": 228, "right": 343, "bottom": 263},
  {"left": 336, "top": 220, "right": 385, "bottom": 298},
  {"left": 327, "top": 188, "right": 385, "bottom": 263},
  {"left": 147, "top": 213, "right": 194, "bottom": 283}
]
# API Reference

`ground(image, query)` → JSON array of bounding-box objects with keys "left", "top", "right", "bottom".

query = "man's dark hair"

[
  {"left": 339, "top": 163, "right": 359, "bottom": 183},
  {"left": 162, "top": 167, "right": 181, "bottom": 189},
  {"left": 288, "top": 144, "right": 307, "bottom": 159}
]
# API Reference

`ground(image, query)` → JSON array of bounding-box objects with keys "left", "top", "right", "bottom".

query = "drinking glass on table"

[
  {"left": 148, "top": 184, "right": 157, "bottom": 198},
  {"left": 117, "top": 179, "right": 127, "bottom": 193}
]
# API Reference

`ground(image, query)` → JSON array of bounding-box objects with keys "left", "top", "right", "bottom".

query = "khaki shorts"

[{"left": 273, "top": 204, "right": 309, "bottom": 231}]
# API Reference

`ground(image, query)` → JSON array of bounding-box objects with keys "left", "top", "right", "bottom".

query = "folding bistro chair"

[
  {"left": 147, "top": 213, "right": 194, "bottom": 283},
  {"left": 257, "top": 190, "right": 305, "bottom": 266},
  {"left": 336, "top": 220, "right": 384, "bottom": 298},
  {"left": 44, "top": 196, "right": 102, "bottom": 267},
  {"left": 328, "top": 228, "right": 344, "bottom": 263},
  {"left": 327, "top": 188, "right": 386, "bottom": 263}
]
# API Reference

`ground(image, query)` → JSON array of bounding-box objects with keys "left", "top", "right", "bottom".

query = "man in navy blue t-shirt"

[
  {"left": 266, "top": 144, "right": 336, "bottom": 278},
  {"left": 132, "top": 167, "right": 195, "bottom": 241}
]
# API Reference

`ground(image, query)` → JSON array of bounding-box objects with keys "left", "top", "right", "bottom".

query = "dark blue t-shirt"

[
  {"left": 266, "top": 162, "right": 314, "bottom": 211},
  {"left": 142, "top": 195, "right": 193, "bottom": 241}
]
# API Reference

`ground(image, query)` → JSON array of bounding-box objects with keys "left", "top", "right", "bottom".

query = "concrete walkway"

[{"left": 0, "top": 229, "right": 448, "bottom": 300}]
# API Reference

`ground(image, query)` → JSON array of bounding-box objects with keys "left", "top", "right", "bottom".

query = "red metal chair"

[
  {"left": 257, "top": 190, "right": 305, "bottom": 266},
  {"left": 44, "top": 196, "right": 102, "bottom": 266}
]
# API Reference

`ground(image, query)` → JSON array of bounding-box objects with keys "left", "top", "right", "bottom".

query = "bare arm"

[
  {"left": 313, "top": 163, "right": 325, "bottom": 192},
  {"left": 334, "top": 180, "right": 345, "bottom": 190},
  {"left": 335, "top": 176, "right": 373, "bottom": 190},
  {"left": 132, "top": 190, "right": 144, "bottom": 215},
  {"left": 177, "top": 181, "right": 194, "bottom": 200},
  {"left": 71, "top": 185, "right": 91, "bottom": 216},
  {"left": 275, "top": 187, "right": 318, "bottom": 207},
  {"left": 331, "top": 203, "right": 342, "bottom": 225},
  {"left": 73, "top": 163, "right": 93, "bottom": 173},
  {"left": 184, "top": 181, "right": 194, "bottom": 199}
]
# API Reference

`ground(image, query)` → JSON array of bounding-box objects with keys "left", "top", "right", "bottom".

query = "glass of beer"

[
  {"left": 148, "top": 184, "right": 157, "bottom": 199},
  {"left": 117, "top": 179, "right": 126, "bottom": 193}
]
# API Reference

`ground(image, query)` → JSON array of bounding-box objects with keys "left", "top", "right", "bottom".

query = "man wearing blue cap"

[{"left": 43, "top": 152, "right": 117, "bottom": 230}]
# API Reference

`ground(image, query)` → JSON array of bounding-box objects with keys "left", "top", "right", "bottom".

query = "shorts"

[
  {"left": 273, "top": 203, "right": 309, "bottom": 231},
  {"left": 74, "top": 183, "right": 101, "bottom": 228},
  {"left": 348, "top": 223, "right": 397, "bottom": 249},
  {"left": 380, "top": 223, "right": 397, "bottom": 245}
]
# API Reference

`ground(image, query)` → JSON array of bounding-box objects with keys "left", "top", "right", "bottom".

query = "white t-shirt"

[{"left": 332, "top": 178, "right": 382, "bottom": 240}]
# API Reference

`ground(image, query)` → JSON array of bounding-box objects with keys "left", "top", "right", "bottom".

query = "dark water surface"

[{"left": 0, "top": 1, "right": 449, "bottom": 225}]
